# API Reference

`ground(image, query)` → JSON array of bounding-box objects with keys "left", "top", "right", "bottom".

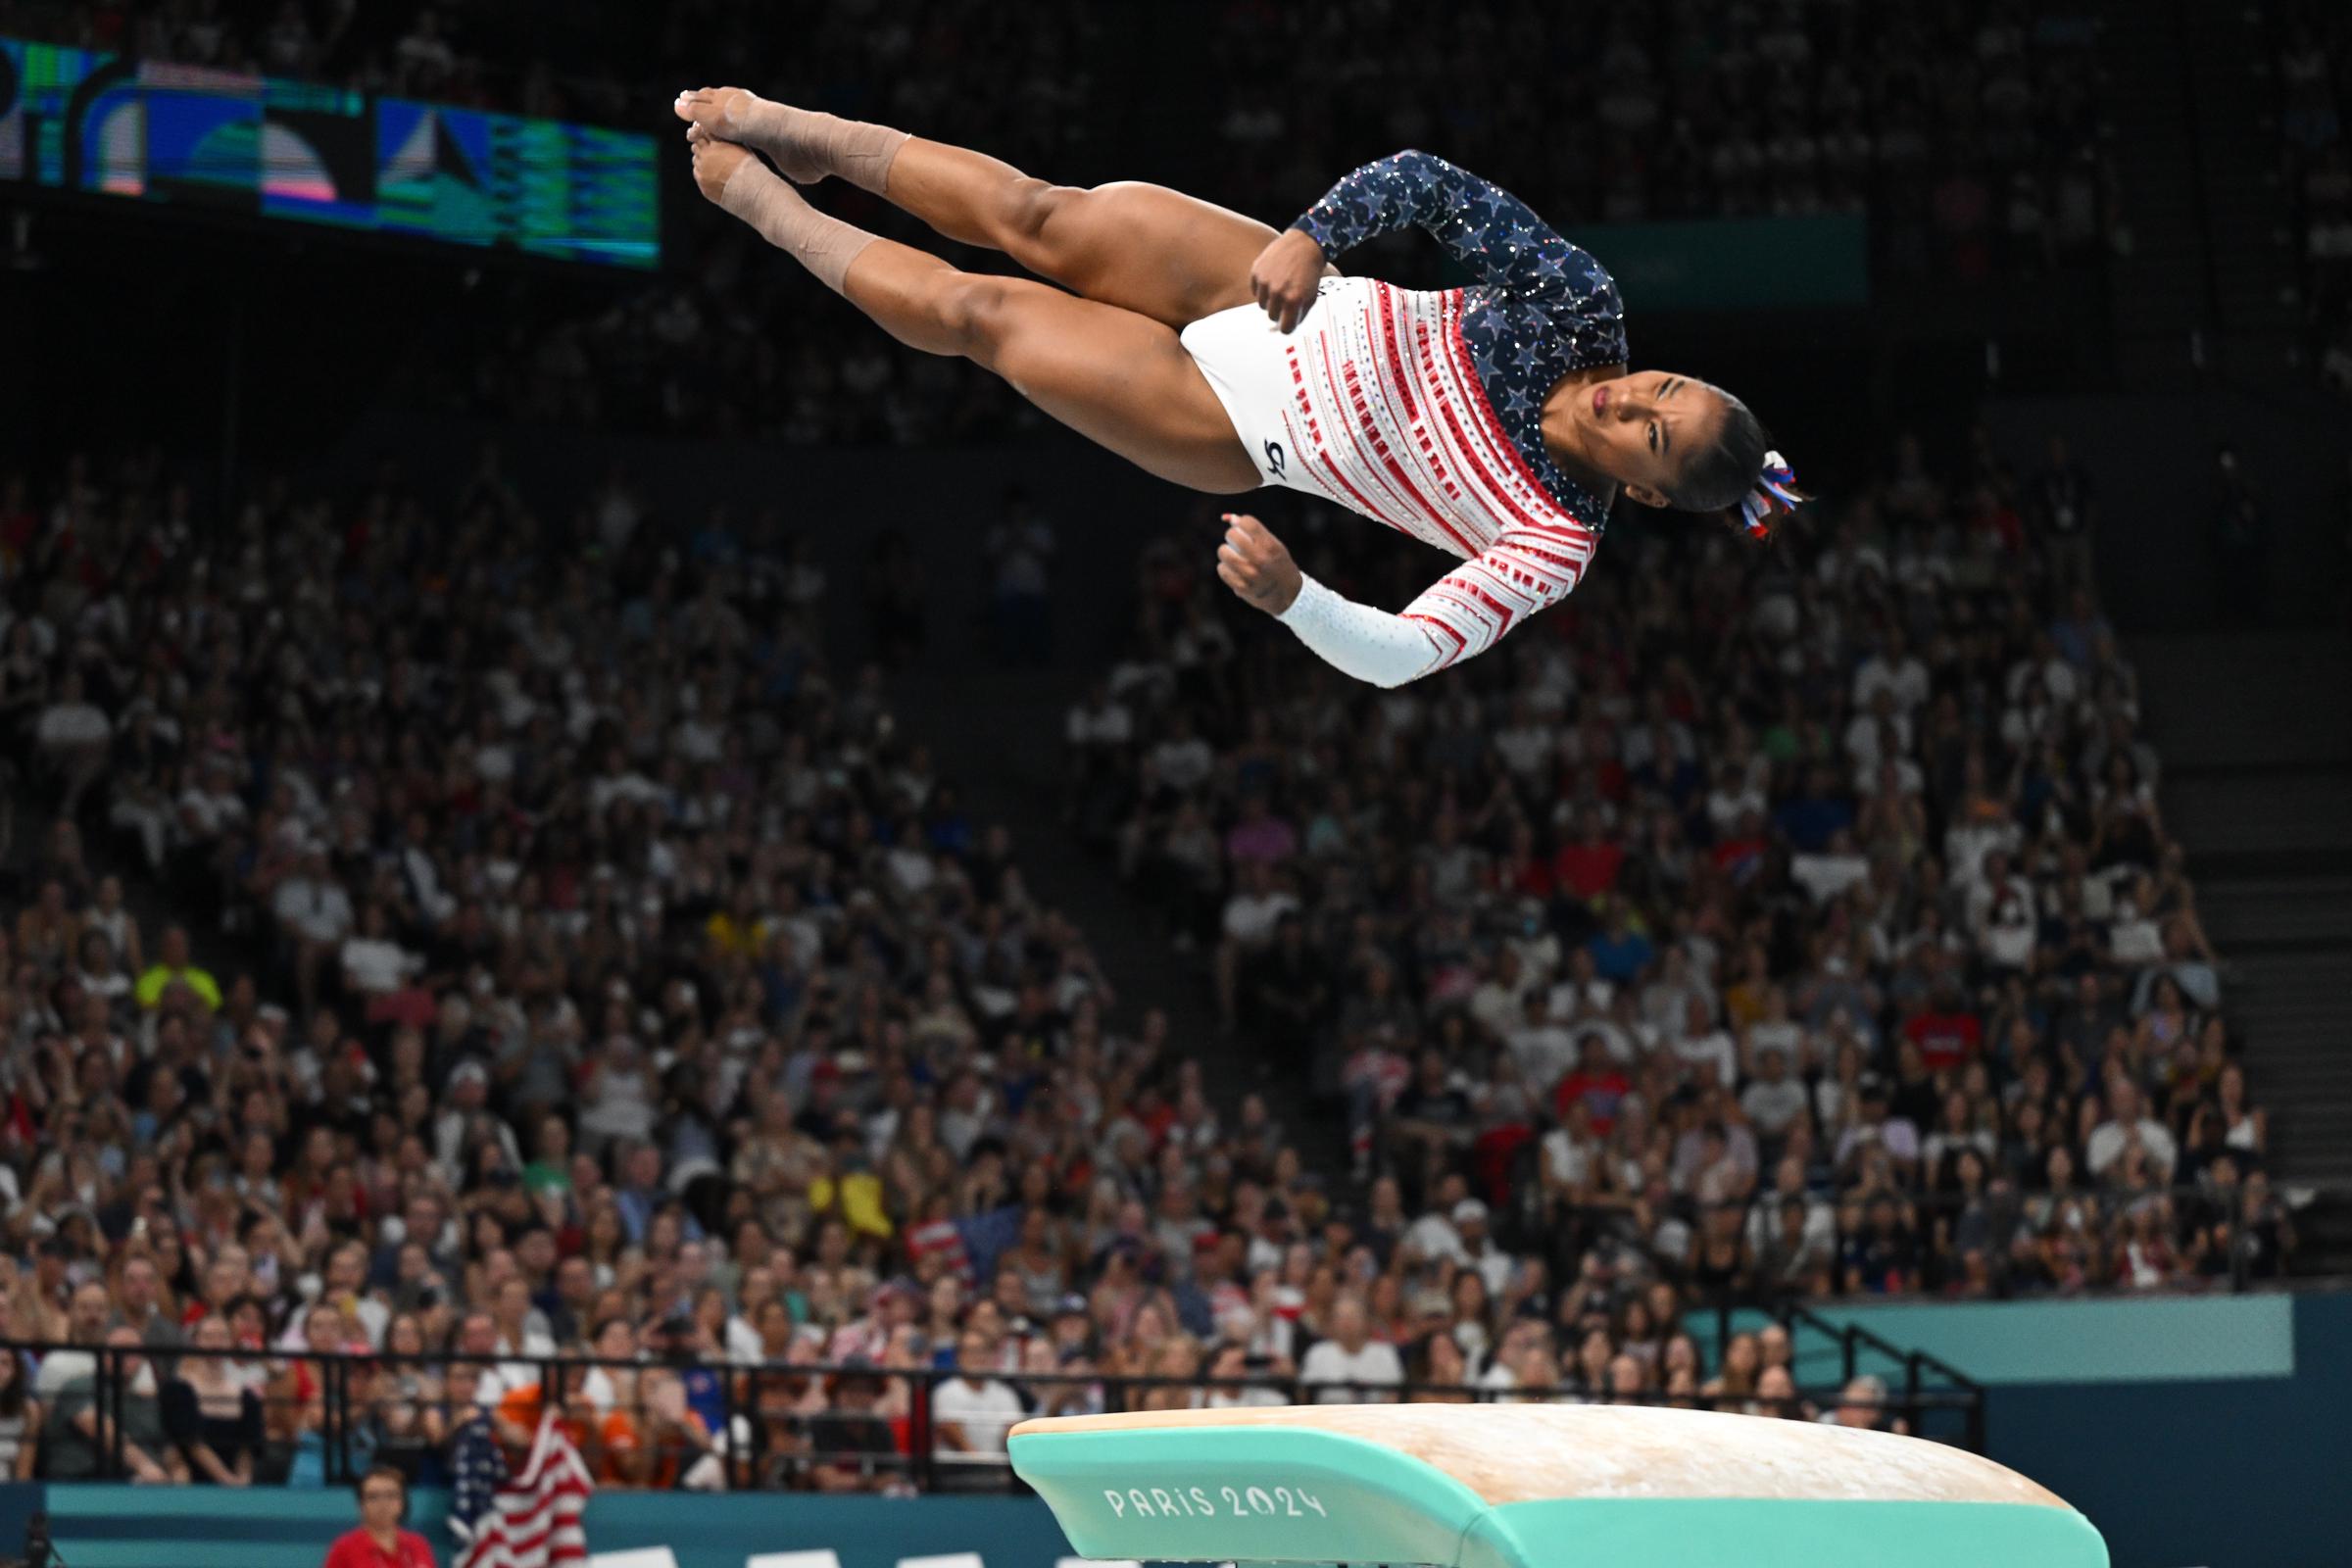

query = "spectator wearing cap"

[
  {"left": 1045, "top": 1294, "right": 1094, "bottom": 1359},
  {"left": 1453, "top": 1200, "right": 1514, "bottom": 1298},
  {"left": 431, "top": 1059, "right": 518, "bottom": 1180}
]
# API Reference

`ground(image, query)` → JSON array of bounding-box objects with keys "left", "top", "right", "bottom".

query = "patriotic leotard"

[{"left": 1177, "top": 150, "right": 1628, "bottom": 687}]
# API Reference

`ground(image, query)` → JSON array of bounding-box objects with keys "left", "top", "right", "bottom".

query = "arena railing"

[
  {"left": 0, "top": 1342, "right": 1981, "bottom": 1494},
  {"left": 1515, "top": 1174, "right": 2302, "bottom": 1306}
]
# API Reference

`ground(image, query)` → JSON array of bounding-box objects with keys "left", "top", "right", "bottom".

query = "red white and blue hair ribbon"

[{"left": 1740, "top": 450, "right": 1802, "bottom": 538}]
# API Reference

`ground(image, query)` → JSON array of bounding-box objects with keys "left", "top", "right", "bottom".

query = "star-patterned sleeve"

[
  {"left": 1291, "top": 150, "right": 1619, "bottom": 320},
  {"left": 1275, "top": 519, "right": 1599, "bottom": 687}
]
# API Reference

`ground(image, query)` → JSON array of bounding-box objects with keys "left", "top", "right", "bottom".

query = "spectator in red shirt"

[
  {"left": 1902, "top": 983, "right": 1984, "bottom": 1072},
  {"left": 1551, "top": 808, "right": 1625, "bottom": 903},
  {"left": 322, "top": 1466, "right": 434, "bottom": 1568},
  {"left": 1552, "top": 1037, "right": 1633, "bottom": 1135}
]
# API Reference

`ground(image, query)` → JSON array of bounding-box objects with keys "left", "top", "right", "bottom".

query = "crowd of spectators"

[
  {"left": 2271, "top": 3, "right": 2352, "bottom": 395},
  {"left": 1202, "top": 0, "right": 2116, "bottom": 285},
  {"left": 0, "top": 442, "right": 1957, "bottom": 1496},
  {"left": 1071, "top": 426, "right": 2295, "bottom": 1311}
]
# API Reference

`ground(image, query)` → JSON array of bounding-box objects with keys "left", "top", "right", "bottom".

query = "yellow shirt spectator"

[
  {"left": 703, "top": 909, "right": 770, "bottom": 959},
  {"left": 135, "top": 961, "right": 221, "bottom": 1010},
  {"left": 809, "top": 1169, "right": 894, "bottom": 1239}
]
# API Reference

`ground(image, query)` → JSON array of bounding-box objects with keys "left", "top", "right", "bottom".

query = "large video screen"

[{"left": 0, "top": 35, "right": 659, "bottom": 270}]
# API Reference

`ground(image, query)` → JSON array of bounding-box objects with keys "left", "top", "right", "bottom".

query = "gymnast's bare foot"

[
  {"left": 686, "top": 124, "right": 760, "bottom": 205},
  {"left": 673, "top": 86, "right": 827, "bottom": 183},
  {"left": 672, "top": 86, "right": 907, "bottom": 194}
]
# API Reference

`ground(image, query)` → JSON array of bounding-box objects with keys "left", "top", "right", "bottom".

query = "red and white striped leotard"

[
  {"left": 1274, "top": 277, "right": 1600, "bottom": 670},
  {"left": 1178, "top": 150, "right": 1628, "bottom": 687}
]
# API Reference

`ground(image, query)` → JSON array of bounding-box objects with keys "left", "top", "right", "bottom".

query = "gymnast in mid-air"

[{"left": 673, "top": 87, "right": 1804, "bottom": 688}]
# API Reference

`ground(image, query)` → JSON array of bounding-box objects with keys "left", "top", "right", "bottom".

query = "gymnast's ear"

[{"left": 1622, "top": 481, "right": 1673, "bottom": 509}]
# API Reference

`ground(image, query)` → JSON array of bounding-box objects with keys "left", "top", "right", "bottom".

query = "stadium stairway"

[
  {"left": 2096, "top": 0, "right": 2307, "bottom": 387},
  {"left": 889, "top": 666, "right": 1349, "bottom": 1177},
  {"left": 2177, "top": 0, "right": 2310, "bottom": 377},
  {"left": 2132, "top": 629, "right": 2352, "bottom": 1271}
]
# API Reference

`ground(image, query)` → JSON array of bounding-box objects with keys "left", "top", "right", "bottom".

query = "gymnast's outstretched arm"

[{"left": 1216, "top": 513, "right": 1599, "bottom": 688}]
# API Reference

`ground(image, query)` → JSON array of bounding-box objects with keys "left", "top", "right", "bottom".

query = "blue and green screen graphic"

[{"left": 0, "top": 35, "right": 659, "bottom": 269}]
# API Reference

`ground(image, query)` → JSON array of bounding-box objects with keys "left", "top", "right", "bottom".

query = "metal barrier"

[
  {"left": 0, "top": 1341, "right": 1980, "bottom": 1493},
  {"left": 1539, "top": 1174, "right": 2304, "bottom": 1311}
]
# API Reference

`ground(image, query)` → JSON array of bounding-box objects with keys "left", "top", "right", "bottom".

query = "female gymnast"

[{"left": 673, "top": 88, "right": 1805, "bottom": 688}]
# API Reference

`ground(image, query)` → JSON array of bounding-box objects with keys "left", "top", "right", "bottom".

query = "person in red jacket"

[{"left": 322, "top": 1466, "right": 434, "bottom": 1568}]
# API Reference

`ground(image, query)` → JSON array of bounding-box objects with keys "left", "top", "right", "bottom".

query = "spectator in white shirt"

[
  {"left": 491, "top": 1277, "right": 558, "bottom": 1382},
  {"left": 1398, "top": 1173, "right": 1473, "bottom": 1266},
  {"left": 1505, "top": 989, "right": 1580, "bottom": 1102},
  {"left": 1702, "top": 761, "right": 1768, "bottom": 838},
  {"left": 1669, "top": 995, "right": 1740, "bottom": 1088},
  {"left": 1452, "top": 1200, "right": 1516, "bottom": 1298},
  {"left": 1216, "top": 859, "right": 1298, "bottom": 1032},
  {"left": 2085, "top": 1080, "right": 2179, "bottom": 1182},
  {"left": 1544, "top": 946, "right": 1614, "bottom": 1022},
  {"left": 1064, "top": 681, "right": 1133, "bottom": 748},
  {"left": 271, "top": 842, "right": 354, "bottom": 1014},
  {"left": 1852, "top": 632, "right": 1931, "bottom": 714},
  {"left": 1298, "top": 1295, "right": 1403, "bottom": 1403},
  {"left": 1739, "top": 1046, "right": 1810, "bottom": 1152},
  {"left": 1468, "top": 946, "right": 1537, "bottom": 1041},
  {"left": 1842, "top": 689, "right": 1911, "bottom": 772},
  {"left": 340, "top": 903, "right": 421, "bottom": 997},
  {"left": 1742, "top": 989, "right": 1808, "bottom": 1071},
  {"left": 1146, "top": 714, "right": 1215, "bottom": 795},
  {"left": 393, "top": 8, "right": 455, "bottom": 92},
  {"left": 932, "top": 1328, "right": 1027, "bottom": 1472},
  {"left": 35, "top": 669, "right": 110, "bottom": 812}
]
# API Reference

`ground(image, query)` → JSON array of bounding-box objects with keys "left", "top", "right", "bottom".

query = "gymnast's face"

[{"left": 1571, "top": 369, "right": 1730, "bottom": 510}]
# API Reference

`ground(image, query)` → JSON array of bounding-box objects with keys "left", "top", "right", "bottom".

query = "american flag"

[{"left": 452, "top": 1413, "right": 594, "bottom": 1568}]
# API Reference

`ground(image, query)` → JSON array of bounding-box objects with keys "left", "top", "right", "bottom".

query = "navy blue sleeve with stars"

[
  {"left": 1290, "top": 149, "right": 1629, "bottom": 524},
  {"left": 1291, "top": 149, "right": 1628, "bottom": 369}
]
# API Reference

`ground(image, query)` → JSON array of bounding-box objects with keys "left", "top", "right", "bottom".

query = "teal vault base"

[{"left": 1008, "top": 1422, "right": 2110, "bottom": 1568}]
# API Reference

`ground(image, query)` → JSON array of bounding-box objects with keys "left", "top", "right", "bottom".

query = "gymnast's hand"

[
  {"left": 1216, "top": 514, "right": 1302, "bottom": 614},
  {"left": 1250, "top": 229, "right": 1327, "bottom": 334}
]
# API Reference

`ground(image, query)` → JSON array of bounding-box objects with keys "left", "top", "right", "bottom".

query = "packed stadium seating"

[
  {"left": 0, "top": 404, "right": 2288, "bottom": 1495},
  {"left": 0, "top": 2, "right": 2327, "bottom": 1531}
]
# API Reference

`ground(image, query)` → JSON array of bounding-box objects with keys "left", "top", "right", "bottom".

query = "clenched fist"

[
  {"left": 1248, "top": 228, "right": 1328, "bottom": 334},
  {"left": 1215, "top": 514, "right": 1302, "bottom": 614}
]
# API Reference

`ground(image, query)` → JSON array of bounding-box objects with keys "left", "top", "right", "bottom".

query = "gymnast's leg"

[
  {"left": 674, "top": 87, "right": 1310, "bottom": 330},
  {"left": 688, "top": 133, "right": 1259, "bottom": 495}
]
